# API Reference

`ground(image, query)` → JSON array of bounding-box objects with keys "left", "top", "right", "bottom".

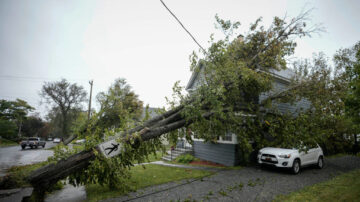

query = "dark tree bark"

[{"left": 27, "top": 106, "right": 186, "bottom": 190}]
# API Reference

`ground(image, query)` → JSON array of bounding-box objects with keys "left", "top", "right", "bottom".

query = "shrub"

[{"left": 176, "top": 154, "right": 195, "bottom": 164}]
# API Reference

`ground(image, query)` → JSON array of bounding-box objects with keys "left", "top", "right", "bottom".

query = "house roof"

[
  {"left": 141, "top": 107, "right": 160, "bottom": 118},
  {"left": 185, "top": 61, "right": 205, "bottom": 91},
  {"left": 266, "top": 68, "right": 295, "bottom": 82},
  {"left": 185, "top": 63, "right": 295, "bottom": 91}
]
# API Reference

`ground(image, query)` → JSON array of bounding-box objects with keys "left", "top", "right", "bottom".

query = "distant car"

[
  {"left": 53, "top": 138, "right": 61, "bottom": 143},
  {"left": 20, "top": 137, "right": 46, "bottom": 149},
  {"left": 258, "top": 144, "right": 324, "bottom": 174},
  {"left": 47, "top": 137, "right": 53, "bottom": 141},
  {"left": 74, "top": 139, "right": 86, "bottom": 144}
]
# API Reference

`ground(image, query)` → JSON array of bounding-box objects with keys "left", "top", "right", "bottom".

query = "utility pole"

[{"left": 88, "top": 80, "right": 93, "bottom": 120}]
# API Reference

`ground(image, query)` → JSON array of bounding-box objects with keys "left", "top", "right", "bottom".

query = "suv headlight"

[{"left": 278, "top": 154, "right": 291, "bottom": 158}]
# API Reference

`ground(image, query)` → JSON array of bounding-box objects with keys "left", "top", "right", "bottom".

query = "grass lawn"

[
  {"left": 0, "top": 138, "right": 18, "bottom": 147},
  {"left": 274, "top": 169, "right": 360, "bottom": 202},
  {"left": 86, "top": 164, "right": 213, "bottom": 202},
  {"left": 1, "top": 162, "right": 64, "bottom": 201},
  {"left": 132, "top": 151, "right": 165, "bottom": 164},
  {"left": 1, "top": 161, "right": 49, "bottom": 188}
]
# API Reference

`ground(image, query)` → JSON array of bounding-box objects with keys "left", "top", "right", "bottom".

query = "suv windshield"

[{"left": 28, "top": 138, "right": 39, "bottom": 141}]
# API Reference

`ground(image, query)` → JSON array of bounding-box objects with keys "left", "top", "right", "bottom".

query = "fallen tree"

[
  {"left": 26, "top": 84, "right": 299, "bottom": 191},
  {"left": 28, "top": 104, "right": 219, "bottom": 189},
  {"left": 2, "top": 9, "right": 327, "bottom": 200}
]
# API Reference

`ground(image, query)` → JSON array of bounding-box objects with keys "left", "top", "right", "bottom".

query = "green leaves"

[
  {"left": 344, "top": 43, "right": 360, "bottom": 124},
  {"left": 215, "top": 14, "right": 241, "bottom": 39},
  {"left": 0, "top": 99, "right": 34, "bottom": 139},
  {"left": 96, "top": 78, "right": 143, "bottom": 130},
  {"left": 0, "top": 99, "right": 34, "bottom": 121}
]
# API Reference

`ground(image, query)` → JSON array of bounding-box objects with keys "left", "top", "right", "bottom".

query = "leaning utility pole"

[{"left": 88, "top": 80, "right": 93, "bottom": 120}]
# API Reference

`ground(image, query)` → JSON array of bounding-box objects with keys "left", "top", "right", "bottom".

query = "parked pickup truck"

[{"left": 20, "top": 137, "right": 46, "bottom": 149}]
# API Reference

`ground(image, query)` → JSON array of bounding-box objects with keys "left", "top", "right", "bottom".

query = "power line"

[
  {"left": 160, "top": 0, "right": 206, "bottom": 54},
  {"left": 0, "top": 75, "right": 88, "bottom": 82}
]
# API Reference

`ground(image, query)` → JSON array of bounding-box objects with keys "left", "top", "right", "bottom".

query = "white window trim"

[{"left": 192, "top": 133, "right": 238, "bottom": 144}]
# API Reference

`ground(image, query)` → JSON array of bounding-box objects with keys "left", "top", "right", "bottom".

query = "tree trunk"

[
  {"left": 63, "top": 105, "right": 184, "bottom": 145},
  {"left": 62, "top": 110, "right": 68, "bottom": 139},
  {"left": 63, "top": 134, "right": 77, "bottom": 145},
  {"left": 17, "top": 119, "right": 22, "bottom": 138},
  {"left": 27, "top": 106, "right": 188, "bottom": 190},
  {"left": 28, "top": 149, "right": 96, "bottom": 189}
]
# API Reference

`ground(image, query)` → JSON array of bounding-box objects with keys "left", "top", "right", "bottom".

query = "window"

[
  {"left": 222, "top": 132, "right": 233, "bottom": 141},
  {"left": 217, "top": 132, "right": 233, "bottom": 142}
]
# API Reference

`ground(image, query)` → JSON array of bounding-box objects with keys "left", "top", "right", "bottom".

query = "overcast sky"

[{"left": 0, "top": 0, "right": 359, "bottom": 118}]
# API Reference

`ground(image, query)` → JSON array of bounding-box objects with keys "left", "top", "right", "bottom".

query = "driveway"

[
  {"left": 103, "top": 156, "right": 360, "bottom": 202},
  {"left": 0, "top": 141, "right": 56, "bottom": 177}
]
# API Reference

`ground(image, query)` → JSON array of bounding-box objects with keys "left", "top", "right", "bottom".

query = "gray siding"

[
  {"left": 259, "top": 79, "right": 311, "bottom": 115},
  {"left": 193, "top": 141, "right": 239, "bottom": 166}
]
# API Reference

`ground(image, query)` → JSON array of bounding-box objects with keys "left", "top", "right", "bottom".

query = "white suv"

[{"left": 257, "top": 145, "right": 324, "bottom": 174}]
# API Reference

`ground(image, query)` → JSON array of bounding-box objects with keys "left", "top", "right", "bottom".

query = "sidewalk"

[
  {"left": 150, "top": 161, "right": 225, "bottom": 172},
  {"left": 45, "top": 183, "right": 86, "bottom": 202}
]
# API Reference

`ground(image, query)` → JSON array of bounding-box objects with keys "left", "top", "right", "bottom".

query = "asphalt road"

[
  {"left": 0, "top": 141, "right": 56, "bottom": 177},
  {"left": 105, "top": 156, "right": 360, "bottom": 202}
]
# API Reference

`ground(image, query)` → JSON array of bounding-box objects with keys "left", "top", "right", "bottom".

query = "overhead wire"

[
  {"left": 160, "top": 0, "right": 207, "bottom": 54},
  {"left": 0, "top": 74, "right": 88, "bottom": 82}
]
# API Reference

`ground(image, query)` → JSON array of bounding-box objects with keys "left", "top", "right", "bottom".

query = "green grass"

[
  {"left": 0, "top": 161, "right": 49, "bottom": 189},
  {"left": 132, "top": 151, "right": 165, "bottom": 164},
  {"left": 274, "top": 169, "right": 360, "bottom": 202},
  {"left": 86, "top": 164, "right": 213, "bottom": 202},
  {"left": 1, "top": 162, "right": 64, "bottom": 202},
  {"left": 0, "top": 138, "right": 18, "bottom": 147}
]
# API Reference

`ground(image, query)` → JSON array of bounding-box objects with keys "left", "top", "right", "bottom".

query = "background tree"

[
  {"left": 41, "top": 79, "right": 87, "bottom": 138},
  {"left": 0, "top": 99, "right": 34, "bottom": 139},
  {"left": 46, "top": 106, "right": 83, "bottom": 139},
  {"left": 0, "top": 119, "right": 17, "bottom": 140},
  {"left": 21, "top": 115, "right": 45, "bottom": 137},
  {"left": 96, "top": 78, "right": 143, "bottom": 131},
  {"left": 335, "top": 41, "right": 360, "bottom": 152},
  {"left": 38, "top": 122, "right": 51, "bottom": 138}
]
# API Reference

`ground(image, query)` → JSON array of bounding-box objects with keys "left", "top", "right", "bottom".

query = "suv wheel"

[
  {"left": 292, "top": 159, "right": 300, "bottom": 174},
  {"left": 21, "top": 145, "right": 25, "bottom": 150},
  {"left": 317, "top": 156, "right": 324, "bottom": 169}
]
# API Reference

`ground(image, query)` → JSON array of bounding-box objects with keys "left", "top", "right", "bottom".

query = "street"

[{"left": 0, "top": 141, "right": 56, "bottom": 177}]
